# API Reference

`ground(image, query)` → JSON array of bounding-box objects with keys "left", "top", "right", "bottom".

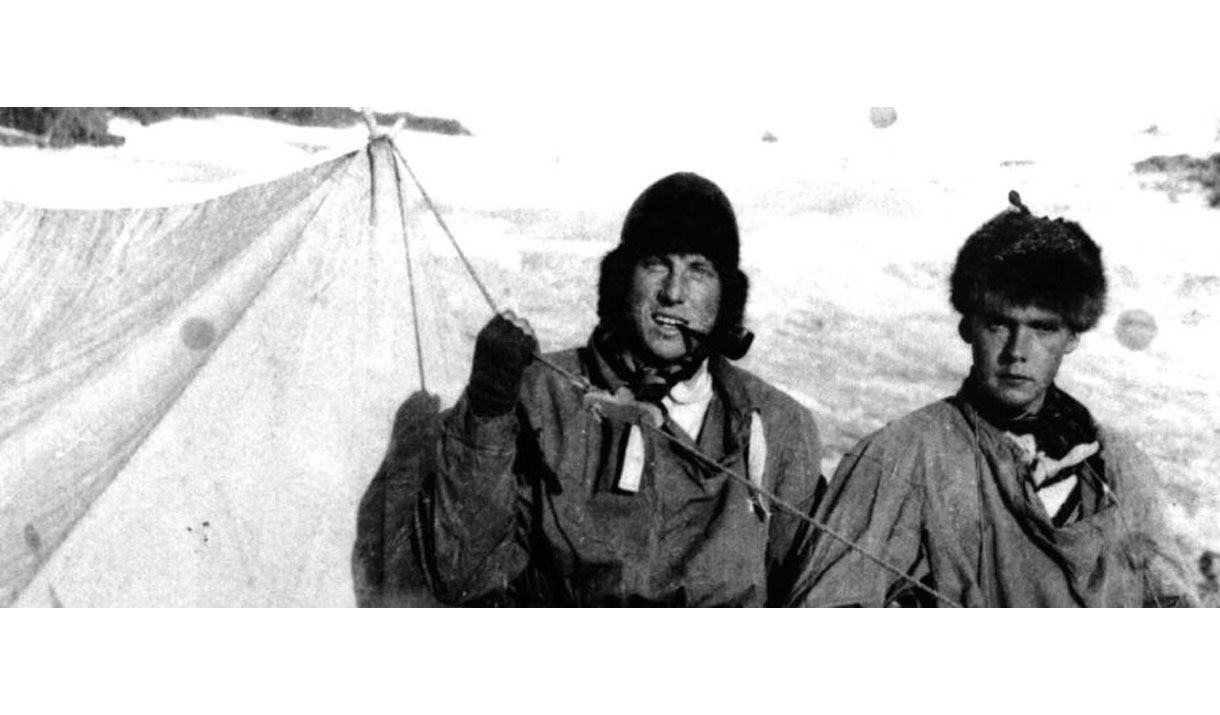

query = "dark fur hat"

[
  {"left": 950, "top": 192, "right": 1107, "bottom": 332},
  {"left": 596, "top": 172, "right": 752, "bottom": 358}
]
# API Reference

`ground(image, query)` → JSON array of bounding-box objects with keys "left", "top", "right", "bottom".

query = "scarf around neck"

[
  {"left": 961, "top": 378, "right": 1097, "bottom": 462},
  {"left": 959, "top": 377, "right": 1108, "bottom": 526},
  {"left": 593, "top": 326, "right": 710, "bottom": 404}
]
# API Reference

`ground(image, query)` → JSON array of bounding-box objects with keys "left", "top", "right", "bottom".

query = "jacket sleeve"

[
  {"left": 353, "top": 390, "right": 447, "bottom": 607},
  {"left": 412, "top": 391, "right": 533, "bottom": 605},
  {"left": 791, "top": 433, "right": 928, "bottom": 607},
  {"left": 763, "top": 404, "right": 827, "bottom": 605},
  {"left": 1105, "top": 431, "right": 1201, "bottom": 607}
]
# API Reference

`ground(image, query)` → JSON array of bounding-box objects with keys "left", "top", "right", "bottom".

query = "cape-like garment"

[{"left": 796, "top": 389, "right": 1197, "bottom": 607}]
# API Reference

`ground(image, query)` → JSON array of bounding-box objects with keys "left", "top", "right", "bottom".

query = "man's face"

[
  {"left": 960, "top": 297, "right": 1080, "bottom": 416},
  {"left": 624, "top": 253, "right": 722, "bottom": 365}
]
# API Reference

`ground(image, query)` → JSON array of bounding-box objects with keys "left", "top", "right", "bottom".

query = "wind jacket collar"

[
  {"left": 582, "top": 330, "right": 758, "bottom": 458},
  {"left": 584, "top": 330, "right": 757, "bottom": 412}
]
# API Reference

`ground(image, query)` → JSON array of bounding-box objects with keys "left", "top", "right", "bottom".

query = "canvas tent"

[{"left": 0, "top": 136, "right": 469, "bottom": 606}]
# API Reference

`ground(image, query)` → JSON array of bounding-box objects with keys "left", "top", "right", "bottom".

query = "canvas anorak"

[
  {"left": 797, "top": 389, "right": 1197, "bottom": 607},
  {"left": 413, "top": 334, "right": 825, "bottom": 606}
]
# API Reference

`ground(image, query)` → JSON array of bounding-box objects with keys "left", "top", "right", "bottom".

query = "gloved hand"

[{"left": 467, "top": 310, "right": 538, "bottom": 417}]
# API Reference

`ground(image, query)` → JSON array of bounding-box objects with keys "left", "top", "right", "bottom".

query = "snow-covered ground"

[{"left": 3, "top": 108, "right": 1217, "bottom": 561}]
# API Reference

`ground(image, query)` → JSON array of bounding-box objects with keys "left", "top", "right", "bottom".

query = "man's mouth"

[{"left": 652, "top": 313, "right": 688, "bottom": 334}]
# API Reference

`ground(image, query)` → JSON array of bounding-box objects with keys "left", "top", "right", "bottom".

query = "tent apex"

[
  {"left": 360, "top": 108, "right": 382, "bottom": 140},
  {"left": 361, "top": 109, "right": 408, "bottom": 144}
]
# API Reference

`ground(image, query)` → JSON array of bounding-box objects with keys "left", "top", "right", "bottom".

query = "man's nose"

[
  {"left": 659, "top": 271, "right": 687, "bottom": 304},
  {"left": 1001, "top": 326, "right": 1030, "bottom": 362}
]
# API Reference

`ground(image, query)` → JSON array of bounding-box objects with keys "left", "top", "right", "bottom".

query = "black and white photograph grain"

[{"left": 2, "top": 7, "right": 1218, "bottom": 614}]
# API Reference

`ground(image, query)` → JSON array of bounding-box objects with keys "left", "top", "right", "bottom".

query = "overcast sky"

[
  {"left": 12, "top": 0, "right": 1220, "bottom": 148},
  {"left": 375, "top": 3, "right": 1218, "bottom": 141}
]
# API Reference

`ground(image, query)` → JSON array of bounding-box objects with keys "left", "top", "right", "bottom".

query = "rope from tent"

[
  {"left": 387, "top": 147, "right": 429, "bottom": 392},
  {"left": 387, "top": 143, "right": 501, "bottom": 313},
  {"left": 388, "top": 140, "right": 595, "bottom": 393},
  {"left": 383, "top": 135, "right": 959, "bottom": 608}
]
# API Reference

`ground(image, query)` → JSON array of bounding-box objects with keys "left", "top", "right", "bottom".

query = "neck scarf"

[
  {"left": 593, "top": 326, "right": 707, "bottom": 404},
  {"left": 592, "top": 327, "right": 716, "bottom": 493},
  {"left": 960, "top": 377, "right": 1108, "bottom": 526}
]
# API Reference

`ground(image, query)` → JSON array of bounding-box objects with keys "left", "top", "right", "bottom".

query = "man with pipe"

[{"left": 407, "top": 172, "right": 826, "bottom": 606}]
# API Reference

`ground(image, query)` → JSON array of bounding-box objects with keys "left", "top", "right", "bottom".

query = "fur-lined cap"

[
  {"left": 617, "top": 172, "right": 740, "bottom": 270},
  {"left": 597, "top": 172, "right": 752, "bottom": 359},
  {"left": 950, "top": 191, "right": 1107, "bottom": 332}
]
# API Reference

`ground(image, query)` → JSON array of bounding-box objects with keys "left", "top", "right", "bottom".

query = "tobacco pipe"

[{"left": 677, "top": 324, "right": 754, "bottom": 360}]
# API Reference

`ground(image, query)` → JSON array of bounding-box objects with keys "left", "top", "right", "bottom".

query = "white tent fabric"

[{"left": 0, "top": 137, "right": 466, "bottom": 606}]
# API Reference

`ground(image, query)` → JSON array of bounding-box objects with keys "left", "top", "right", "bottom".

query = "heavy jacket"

[
  {"left": 413, "top": 335, "right": 825, "bottom": 606},
  {"left": 797, "top": 391, "right": 1198, "bottom": 607}
]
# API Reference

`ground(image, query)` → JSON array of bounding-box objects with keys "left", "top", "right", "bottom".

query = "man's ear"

[
  {"left": 1064, "top": 331, "right": 1080, "bottom": 354},
  {"left": 957, "top": 316, "right": 972, "bottom": 344}
]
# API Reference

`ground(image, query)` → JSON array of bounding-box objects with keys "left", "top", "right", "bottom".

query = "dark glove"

[{"left": 467, "top": 313, "right": 538, "bottom": 417}]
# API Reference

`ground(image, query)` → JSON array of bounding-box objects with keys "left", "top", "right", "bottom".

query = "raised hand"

[{"left": 466, "top": 310, "right": 539, "bottom": 417}]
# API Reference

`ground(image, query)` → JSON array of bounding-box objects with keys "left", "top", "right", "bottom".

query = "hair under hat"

[{"left": 950, "top": 191, "right": 1107, "bottom": 332}]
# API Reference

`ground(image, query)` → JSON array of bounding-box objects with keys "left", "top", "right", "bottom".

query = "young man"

[
  {"left": 408, "top": 172, "right": 825, "bottom": 606},
  {"left": 797, "top": 193, "right": 1198, "bottom": 607}
]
